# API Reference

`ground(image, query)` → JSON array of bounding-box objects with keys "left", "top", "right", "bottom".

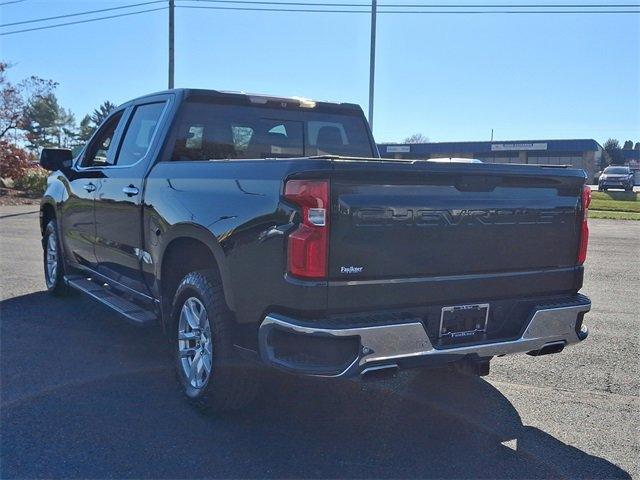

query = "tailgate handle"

[{"left": 455, "top": 176, "right": 498, "bottom": 192}]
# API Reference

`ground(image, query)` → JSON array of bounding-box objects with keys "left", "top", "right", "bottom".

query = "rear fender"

[{"left": 156, "top": 223, "right": 235, "bottom": 312}]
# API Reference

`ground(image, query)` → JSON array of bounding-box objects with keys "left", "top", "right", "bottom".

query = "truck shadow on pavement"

[{"left": 0, "top": 291, "right": 631, "bottom": 479}]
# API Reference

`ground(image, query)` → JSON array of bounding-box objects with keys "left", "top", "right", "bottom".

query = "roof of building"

[{"left": 378, "top": 139, "right": 602, "bottom": 155}]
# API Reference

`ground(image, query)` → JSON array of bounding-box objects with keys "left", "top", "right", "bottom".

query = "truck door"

[
  {"left": 93, "top": 99, "right": 169, "bottom": 295},
  {"left": 61, "top": 110, "right": 126, "bottom": 271}
]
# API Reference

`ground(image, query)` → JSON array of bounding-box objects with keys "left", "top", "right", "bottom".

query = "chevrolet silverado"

[{"left": 39, "top": 89, "right": 592, "bottom": 411}]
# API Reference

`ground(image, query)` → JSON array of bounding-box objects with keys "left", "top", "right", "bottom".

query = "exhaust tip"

[{"left": 527, "top": 341, "right": 565, "bottom": 357}]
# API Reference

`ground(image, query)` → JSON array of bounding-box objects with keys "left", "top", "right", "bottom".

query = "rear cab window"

[{"left": 167, "top": 95, "right": 374, "bottom": 161}]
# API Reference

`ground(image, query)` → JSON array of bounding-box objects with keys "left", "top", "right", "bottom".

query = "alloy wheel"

[
  {"left": 178, "top": 297, "right": 213, "bottom": 389},
  {"left": 46, "top": 231, "right": 58, "bottom": 286}
]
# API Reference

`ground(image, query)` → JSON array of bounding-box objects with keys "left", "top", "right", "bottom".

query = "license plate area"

[{"left": 439, "top": 303, "right": 489, "bottom": 342}]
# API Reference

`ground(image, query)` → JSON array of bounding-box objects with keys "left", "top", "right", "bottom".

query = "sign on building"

[
  {"left": 386, "top": 145, "right": 411, "bottom": 153},
  {"left": 491, "top": 143, "right": 548, "bottom": 151}
]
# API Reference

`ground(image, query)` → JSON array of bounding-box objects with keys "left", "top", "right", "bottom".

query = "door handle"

[
  {"left": 122, "top": 185, "right": 139, "bottom": 197},
  {"left": 83, "top": 183, "right": 96, "bottom": 192}
]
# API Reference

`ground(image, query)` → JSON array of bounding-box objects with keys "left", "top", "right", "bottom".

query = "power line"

[
  {"left": 2, "top": 0, "right": 637, "bottom": 31},
  {"left": 0, "top": 0, "right": 165, "bottom": 28},
  {"left": 178, "top": 0, "right": 640, "bottom": 7},
  {"left": 177, "top": 4, "right": 382, "bottom": 12},
  {"left": 0, "top": 0, "right": 26, "bottom": 6},
  {"left": 176, "top": 4, "right": 640, "bottom": 13},
  {"left": 1, "top": 0, "right": 637, "bottom": 37},
  {"left": 0, "top": 7, "right": 168, "bottom": 36}
]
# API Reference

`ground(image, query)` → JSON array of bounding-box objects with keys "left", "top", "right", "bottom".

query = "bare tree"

[{"left": 403, "top": 133, "right": 429, "bottom": 144}]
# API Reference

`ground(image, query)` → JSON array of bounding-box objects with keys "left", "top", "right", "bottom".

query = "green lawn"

[
  {"left": 591, "top": 191, "right": 639, "bottom": 212},
  {"left": 590, "top": 210, "right": 640, "bottom": 221},
  {"left": 590, "top": 191, "right": 639, "bottom": 220}
]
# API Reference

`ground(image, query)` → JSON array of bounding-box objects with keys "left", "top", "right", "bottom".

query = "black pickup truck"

[{"left": 39, "top": 89, "right": 591, "bottom": 411}]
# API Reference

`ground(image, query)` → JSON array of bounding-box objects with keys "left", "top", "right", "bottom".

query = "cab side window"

[
  {"left": 81, "top": 111, "right": 124, "bottom": 167},
  {"left": 115, "top": 102, "right": 166, "bottom": 167}
]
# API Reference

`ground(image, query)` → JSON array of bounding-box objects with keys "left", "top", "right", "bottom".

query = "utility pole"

[
  {"left": 168, "top": 0, "right": 175, "bottom": 89},
  {"left": 368, "top": 0, "right": 377, "bottom": 130}
]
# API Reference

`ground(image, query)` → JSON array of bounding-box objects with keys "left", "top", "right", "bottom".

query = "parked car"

[
  {"left": 39, "top": 89, "right": 591, "bottom": 411},
  {"left": 598, "top": 166, "right": 635, "bottom": 191}
]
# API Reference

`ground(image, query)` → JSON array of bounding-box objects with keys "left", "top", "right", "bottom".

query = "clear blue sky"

[{"left": 1, "top": 0, "right": 639, "bottom": 144}]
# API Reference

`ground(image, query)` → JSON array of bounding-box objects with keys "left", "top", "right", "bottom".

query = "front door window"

[{"left": 82, "top": 111, "right": 124, "bottom": 167}]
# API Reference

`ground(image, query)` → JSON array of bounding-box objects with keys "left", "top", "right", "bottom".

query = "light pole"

[
  {"left": 168, "top": 0, "right": 175, "bottom": 89},
  {"left": 368, "top": 0, "right": 377, "bottom": 130}
]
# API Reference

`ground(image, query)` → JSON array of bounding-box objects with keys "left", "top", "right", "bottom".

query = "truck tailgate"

[{"left": 328, "top": 160, "right": 585, "bottom": 311}]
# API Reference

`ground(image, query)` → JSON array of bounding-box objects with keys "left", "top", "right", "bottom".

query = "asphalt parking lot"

[{"left": 1, "top": 205, "right": 638, "bottom": 479}]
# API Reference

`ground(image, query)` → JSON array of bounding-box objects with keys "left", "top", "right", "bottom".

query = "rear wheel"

[
  {"left": 172, "top": 269, "right": 260, "bottom": 411},
  {"left": 43, "top": 220, "right": 69, "bottom": 296}
]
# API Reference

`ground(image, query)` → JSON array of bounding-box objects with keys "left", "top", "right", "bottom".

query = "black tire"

[
  {"left": 171, "top": 269, "right": 260, "bottom": 411},
  {"left": 43, "top": 219, "right": 70, "bottom": 296}
]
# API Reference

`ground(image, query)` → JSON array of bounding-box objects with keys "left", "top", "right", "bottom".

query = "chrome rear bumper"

[{"left": 258, "top": 299, "right": 591, "bottom": 377}]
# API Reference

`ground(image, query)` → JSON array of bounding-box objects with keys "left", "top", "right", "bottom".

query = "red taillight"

[
  {"left": 577, "top": 184, "right": 591, "bottom": 265},
  {"left": 284, "top": 179, "right": 329, "bottom": 279}
]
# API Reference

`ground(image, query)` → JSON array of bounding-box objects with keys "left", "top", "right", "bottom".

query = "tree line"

[
  {"left": 0, "top": 62, "right": 115, "bottom": 155},
  {"left": 603, "top": 138, "right": 640, "bottom": 166}
]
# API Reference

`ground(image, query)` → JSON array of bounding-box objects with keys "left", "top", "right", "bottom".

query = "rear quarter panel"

[{"left": 143, "top": 159, "right": 332, "bottom": 325}]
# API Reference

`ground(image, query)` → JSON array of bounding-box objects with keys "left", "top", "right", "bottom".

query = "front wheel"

[
  {"left": 43, "top": 219, "right": 69, "bottom": 296},
  {"left": 172, "top": 269, "right": 260, "bottom": 411}
]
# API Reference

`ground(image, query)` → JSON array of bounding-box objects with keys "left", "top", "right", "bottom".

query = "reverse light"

[
  {"left": 284, "top": 179, "right": 329, "bottom": 279},
  {"left": 577, "top": 184, "right": 590, "bottom": 265}
]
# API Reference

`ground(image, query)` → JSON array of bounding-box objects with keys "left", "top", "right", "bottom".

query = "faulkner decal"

[{"left": 341, "top": 266, "right": 364, "bottom": 274}]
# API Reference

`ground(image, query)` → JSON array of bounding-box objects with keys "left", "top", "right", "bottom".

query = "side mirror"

[{"left": 39, "top": 148, "right": 73, "bottom": 171}]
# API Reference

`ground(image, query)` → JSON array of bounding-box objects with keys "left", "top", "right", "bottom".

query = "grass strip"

[{"left": 590, "top": 210, "right": 640, "bottom": 221}]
